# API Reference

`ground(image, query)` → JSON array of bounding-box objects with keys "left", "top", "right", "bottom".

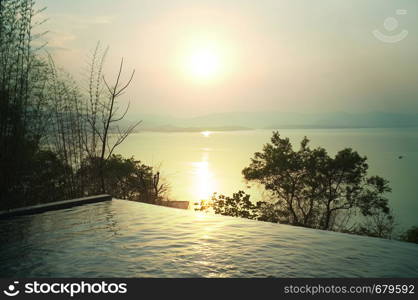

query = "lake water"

[
  {"left": 1, "top": 200, "right": 417, "bottom": 277},
  {"left": 115, "top": 128, "right": 418, "bottom": 229}
]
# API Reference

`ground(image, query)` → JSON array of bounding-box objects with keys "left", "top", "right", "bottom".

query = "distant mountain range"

[{"left": 123, "top": 112, "right": 418, "bottom": 132}]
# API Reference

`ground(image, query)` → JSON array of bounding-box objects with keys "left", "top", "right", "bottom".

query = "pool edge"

[{"left": 0, "top": 194, "right": 112, "bottom": 219}]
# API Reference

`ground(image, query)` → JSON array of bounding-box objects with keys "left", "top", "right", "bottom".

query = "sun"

[
  {"left": 184, "top": 45, "right": 223, "bottom": 81},
  {"left": 201, "top": 131, "right": 212, "bottom": 137},
  {"left": 180, "top": 38, "right": 232, "bottom": 82}
]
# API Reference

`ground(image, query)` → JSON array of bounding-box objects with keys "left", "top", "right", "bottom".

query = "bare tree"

[
  {"left": 82, "top": 43, "right": 141, "bottom": 193},
  {"left": 101, "top": 58, "right": 140, "bottom": 162}
]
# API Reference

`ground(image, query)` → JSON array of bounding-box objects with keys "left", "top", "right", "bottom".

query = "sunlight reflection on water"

[{"left": 190, "top": 149, "right": 218, "bottom": 201}]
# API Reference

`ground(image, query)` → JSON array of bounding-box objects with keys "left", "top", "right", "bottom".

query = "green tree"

[
  {"left": 25, "top": 150, "right": 73, "bottom": 206},
  {"left": 400, "top": 226, "right": 418, "bottom": 244},
  {"left": 242, "top": 133, "right": 321, "bottom": 227},
  {"left": 199, "top": 191, "right": 258, "bottom": 219},
  {"left": 352, "top": 209, "right": 395, "bottom": 239},
  {"left": 242, "top": 131, "right": 392, "bottom": 231},
  {"left": 78, "top": 155, "right": 168, "bottom": 204}
]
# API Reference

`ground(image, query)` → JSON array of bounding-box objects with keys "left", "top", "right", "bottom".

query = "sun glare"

[
  {"left": 183, "top": 42, "right": 225, "bottom": 82},
  {"left": 191, "top": 151, "right": 217, "bottom": 201},
  {"left": 201, "top": 131, "right": 212, "bottom": 137},
  {"left": 189, "top": 49, "right": 220, "bottom": 78}
]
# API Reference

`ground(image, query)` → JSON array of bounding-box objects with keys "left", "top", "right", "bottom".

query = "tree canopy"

[
  {"left": 242, "top": 131, "right": 391, "bottom": 231},
  {"left": 198, "top": 131, "right": 394, "bottom": 238}
]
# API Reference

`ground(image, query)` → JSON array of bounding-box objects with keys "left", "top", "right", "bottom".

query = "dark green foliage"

[
  {"left": 78, "top": 155, "right": 167, "bottom": 204},
  {"left": 23, "top": 150, "right": 73, "bottom": 205},
  {"left": 198, "top": 191, "right": 292, "bottom": 223},
  {"left": 198, "top": 191, "right": 258, "bottom": 219},
  {"left": 352, "top": 209, "right": 395, "bottom": 239},
  {"left": 1, "top": 149, "right": 73, "bottom": 209},
  {"left": 400, "top": 226, "right": 418, "bottom": 244},
  {"left": 0, "top": 0, "right": 51, "bottom": 208},
  {"left": 241, "top": 131, "right": 391, "bottom": 231},
  {"left": 255, "top": 200, "right": 288, "bottom": 223}
]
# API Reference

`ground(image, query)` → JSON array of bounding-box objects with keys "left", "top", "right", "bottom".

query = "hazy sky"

[{"left": 36, "top": 0, "right": 418, "bottom": 117}]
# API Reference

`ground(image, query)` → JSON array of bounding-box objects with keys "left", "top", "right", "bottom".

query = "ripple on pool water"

[{"left": 0, "top": 200, "right": 417, "bottom": 277}]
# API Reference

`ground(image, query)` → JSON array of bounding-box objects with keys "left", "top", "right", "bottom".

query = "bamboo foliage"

[
  {"left": 0, "top": 0, "right": 50, "bottom": 206},
  {"left": 1, "top": 1, "right": 147, "bottom": 207},
  {"left": 44, "top": 42, "right": 141, "bottom": 195}
]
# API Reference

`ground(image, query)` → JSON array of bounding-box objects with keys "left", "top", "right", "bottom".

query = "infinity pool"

[{"left": 0, "top": 200, "right": 417, "bottom": 277}]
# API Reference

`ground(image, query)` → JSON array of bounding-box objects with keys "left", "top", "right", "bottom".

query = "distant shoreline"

[
  {"left": 138, "top": 126, "right": 254, "bottom": 133},
  {"left": 134, "top": 126, "right": 418, "bottom": 133}
]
